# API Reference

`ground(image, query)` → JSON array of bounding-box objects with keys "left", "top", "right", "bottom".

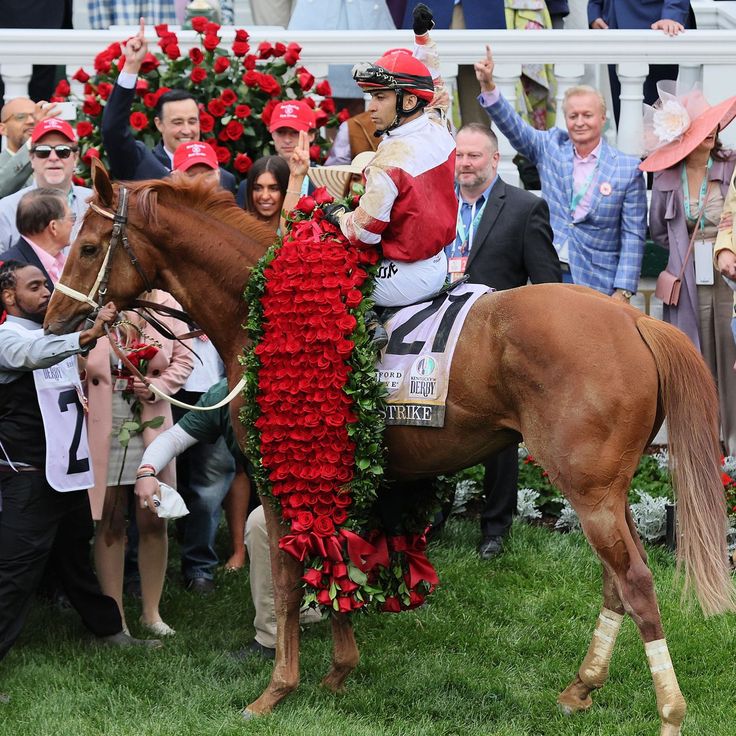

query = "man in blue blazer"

[
  {"left": 588, "top": 0, "right": 695, "bottom": 119},
  {"left": 474, "top": 45, "right": 646, "bottom": 301},
  {"left": 101, "top": 22, "right": 235, "bottom": 192}
]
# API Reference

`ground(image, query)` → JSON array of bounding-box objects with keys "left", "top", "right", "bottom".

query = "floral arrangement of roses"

[
  {"left": 242, "top": 189, "right": 442, "bottom": 614},
  {"left": 51, "top": 17, "right": 348, "bottom": 185}
]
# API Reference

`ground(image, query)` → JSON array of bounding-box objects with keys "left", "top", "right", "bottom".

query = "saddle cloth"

[{"left": 376, "top": 283, "right": 491, "bottom": 427}]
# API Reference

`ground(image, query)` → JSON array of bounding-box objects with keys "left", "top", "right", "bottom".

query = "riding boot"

[{"left": 364, "top": 309, "right": 388, "bottom": 351}]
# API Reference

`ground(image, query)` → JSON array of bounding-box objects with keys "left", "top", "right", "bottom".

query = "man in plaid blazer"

[{"left": 474, "top": 46, "right": 647, "bottom": 302}]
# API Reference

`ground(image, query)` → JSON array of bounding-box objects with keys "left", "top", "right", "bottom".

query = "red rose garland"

[{"left": 243, "top": 189, "right": 440, "bottom": 613}]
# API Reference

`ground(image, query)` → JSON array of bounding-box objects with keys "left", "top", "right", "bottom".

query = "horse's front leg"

[
  {"left": 243, "top": 501, "right": 304, "bottom": 717},
  {"left": 321, "top": 613, "right": 359, "bottom": 693}
]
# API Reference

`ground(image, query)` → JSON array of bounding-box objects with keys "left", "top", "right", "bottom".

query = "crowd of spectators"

[{"left": 3, "top": 0, "right": 736, "bottom": 699}]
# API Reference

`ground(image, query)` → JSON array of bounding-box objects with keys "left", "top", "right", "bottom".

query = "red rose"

[
  {"left": 243, "top": 54, "right": 257, "bottom": 71},
  {"left": 199, "top": 112, "right": 215, "bottom": 133},
  {"left": 234, "top": 104, "right": 251, "bottom": 119},
  {"left": 72, "top": 67, "right": 90, "bottom": 83},
  {"left": 314, "top": 110, "right": 329, "bottom": 128},
  {"left": 139, "top": 52, "right": 159, "bottom": 74},
  {"left": 143, "top": 92, "right": 157, "bottom": 109},
  {"left": 284, "top": 42, "right": 301, "bottom": 66},
  {"left": 316, "top": 589, "right": 332, "bottom": 606},
  {"left": 53, "top": 79, "right": 70, "bottom": 98},
  {"left": 260, "top": 99, "right": 278, "bottom": 125},
  {"left": 82, "top": 96, "right": 102, "bottom": 116},
  {"left": 158, "top": 32, "right": 177, "bottom": 51},
  {"left": 309, "top": 144, "right": 323, "bottom": 163},
  {"left": 190, "top": 15, "right": 208, "bottom": 33},
  {"left": 381, "top": 597, "right": 402, "bottom": 613},
  {"left": 297, "top": 68, "right": 314, "bottom": 92},
  {"left": 337, "top": 597, "right": 353, "bottom": 613},
  {"left": 76, "top": 121, "right": 93, "bottom": 138},
  {"left": 273, "top": 42, "right": 286, "bottom": 57},
  {"left": 214, "top": 56, "right": 230, "bottom": 74},
  {"left": 303, "top": 97, "right": 316, "bottom": 109},
  {"left": 214, "top": 145, "right": 231, "bottom": 164},
  {"left": 332, "top": 562, "right": 348, "bottom": 579},
  {"left": 320, "top": 98, "right": 336, "bottom": 114},
  {"left": 313, "top": 515, "right": 335, "bottom": 536},
  {"left": 202, "top": 34, "right": 220, "bottom": 52},
  {"left": 232, "top": 40, "right": 249, "bottom": 57},
  {"left": 332, "top": 508, "right": 348, "bottom": 525},
  {"left": 93, "top": 52, "right": 112, "bottom": 74},
  {"left": 135, "top": 78, "right": 149, "bottom": 95},
  {"left": 313, "top": 187, "right": 333, "bottom": 205},
  {"left": 234, "top": 153, "right": 253, "bottom": 174},
  {"left": 129, "top": 111, "right": 149, "bottom": 131},
  {"left": 225, "top": 120, "right": 244, "bottom": 141},
  {"left": 154, "top": 23, "right": 169, "bottom": 37},
  {"left": 72, "top": 175, "right": 86, "bottom": 187},
  {"left": 221, "top": 88, "right": 237, "bottom": 106},
  {"left": 207, "top": 98, "right": 226, "bottom": 117},
  {"left": 295, "top": 195, "right": 316, "bottom": 215},
  {"left": 258, "top": 74, "right": 281, "bottom": 97},
  {"left": 107, "top": 42, "right": 122, "bottom": 58},
  {"left": 258, "top": 41, "right": 273, "bottom": 59},
  {"left": 82, "top": 147, "right": 100, "bottom": 165},
  {"left": 190, "top": 66, "right": 207, "bottom": 84},
  {"left": 96, "top": 82, "right": 113, "bottom": 100},
  {"left": 242, "top": 70, "right": 260, "bottom": 88},
  {"left": 165, "top": 43, "right": 181, "bottom": 60},
  {"left": 337, "top": 107, "right": 350, "bottom": 124},
  {"left": 205, "top": 21, "right": 221, "bottom": 34},
  {"left": 302, "top": 568, "right": 322, "bottom": 587},
  {"left": 316, "top": 80, "right": 332, "bottom": 97},
  {"left": 189, "top": 47, "right": 204, "bottom": 65},
  {"left": 333, "top": 492, "right": 351, "bottom": 507}
]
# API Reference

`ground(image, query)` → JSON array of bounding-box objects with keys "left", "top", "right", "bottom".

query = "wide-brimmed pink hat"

[{"left": 640, "top": 81, "right": 736, "bottom": 172}]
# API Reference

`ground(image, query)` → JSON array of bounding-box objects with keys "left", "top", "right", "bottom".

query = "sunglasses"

[{"left": 30, "top": 144, "right": 78, "bottom": 159}]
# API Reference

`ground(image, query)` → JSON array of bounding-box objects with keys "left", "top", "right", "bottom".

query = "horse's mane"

[{"left": 125, "top": 176, "right": 277, "bottom": 247}]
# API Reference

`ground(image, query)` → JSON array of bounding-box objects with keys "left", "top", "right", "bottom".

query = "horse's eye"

[{"left": 81, "top": 244, "right": 98, "bottom": 257}]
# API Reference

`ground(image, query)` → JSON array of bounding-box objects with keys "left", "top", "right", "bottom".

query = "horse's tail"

[{"left": 636, "top": 314, "right": 735, "bottom": 616}]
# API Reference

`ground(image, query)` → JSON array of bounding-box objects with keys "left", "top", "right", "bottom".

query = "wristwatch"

[{"left": 617, "top": 289, "right": 634, "bottom": 300}]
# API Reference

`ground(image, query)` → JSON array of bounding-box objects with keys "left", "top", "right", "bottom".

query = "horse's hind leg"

[
  {"left": 570, "top": 503, "right": 686, "bottom": 735},
  {"left": 558, "top": 507, "right": 645, "bottom": 713},
  {"left": 243, "top": 502, "right": 304, "bottom": 717},
  {"left": 321, "top": 613, "right": 359, "bottom": 693}
]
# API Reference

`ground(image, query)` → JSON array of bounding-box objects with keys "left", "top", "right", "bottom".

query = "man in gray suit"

[{"left": 0, "top": 98, "right": 59, "bottom": 199}]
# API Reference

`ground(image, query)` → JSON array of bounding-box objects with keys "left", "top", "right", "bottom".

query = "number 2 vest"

[{"left": 0, "top": 321, "right": 94, "bottom": 492}]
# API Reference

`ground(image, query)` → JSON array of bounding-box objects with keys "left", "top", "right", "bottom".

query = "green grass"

[{"left": 2, "top": 519, "right": 735, "bottom": 736}]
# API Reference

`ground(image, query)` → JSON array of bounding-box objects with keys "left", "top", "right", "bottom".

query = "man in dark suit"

[
  {"left": 3, "top": 188, "right": 72, "bottom": 291},
  {"left": 101, "top": 21, "right": 235, "bottom": 192},
  {"left": 447, "top": 123, "right": 561, "bottom": 559}
]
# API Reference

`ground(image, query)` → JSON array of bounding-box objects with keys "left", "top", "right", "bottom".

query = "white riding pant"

[{"left": 372, "top": 251, "right": 448, "bottom": 307}]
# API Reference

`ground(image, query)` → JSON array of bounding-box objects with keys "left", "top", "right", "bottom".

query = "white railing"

[{"left": 2, "top": 0, "right": 736, "bottom": 185}]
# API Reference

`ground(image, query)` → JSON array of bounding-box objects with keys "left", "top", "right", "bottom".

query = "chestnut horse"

[{"left": 45, "top": 165, "right": 734, "bottom": 736}]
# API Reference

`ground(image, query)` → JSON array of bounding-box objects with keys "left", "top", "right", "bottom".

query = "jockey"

[{"left": 329, "top": 46, "right": 457, "bottom": 309}]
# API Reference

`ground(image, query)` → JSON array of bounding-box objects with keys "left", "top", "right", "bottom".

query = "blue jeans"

[{"left": 175, "top": 434, "right": 235, "bottom": 582}]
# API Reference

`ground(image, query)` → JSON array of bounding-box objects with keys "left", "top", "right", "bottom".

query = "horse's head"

[{"left": 45, "top": 160, "right": 159, "bottom": 334}]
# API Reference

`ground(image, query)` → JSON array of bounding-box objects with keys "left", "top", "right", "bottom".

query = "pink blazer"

[{"left": 85, "top": 291, "right": 193, "bottom": 520}]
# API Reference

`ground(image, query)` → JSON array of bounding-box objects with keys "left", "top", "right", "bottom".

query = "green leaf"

[{"left": 347, "top": 563, "right": 367, "bottom": 586}]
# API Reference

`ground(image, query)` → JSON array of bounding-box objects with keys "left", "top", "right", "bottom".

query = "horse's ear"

[{"left": 91, "top": 158, "right": 114, "bottom": 207}]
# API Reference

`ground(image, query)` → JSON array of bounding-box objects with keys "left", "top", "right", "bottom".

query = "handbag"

[{"left": 655, "top": 185, "right": 712, "bottom": 307}]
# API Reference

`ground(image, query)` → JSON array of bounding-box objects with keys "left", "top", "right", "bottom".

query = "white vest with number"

[{"left": 2, "top": 321, "right": 94, "bottom": 492}]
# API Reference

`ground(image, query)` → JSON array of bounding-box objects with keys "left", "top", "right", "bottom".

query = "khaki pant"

[
  {"left": 244, "top": 505, "right": 277, "bottom": 648},
  {"left": 249, "top": 0, "right": 295, "bottom": 27}
]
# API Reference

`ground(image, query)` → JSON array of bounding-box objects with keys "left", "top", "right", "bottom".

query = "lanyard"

[
  {"left": 570, "top": 158, "right": 600, "bottom": 213},
  {"left": 455, "top": 197, "right": 487, "bottom": 256},
  {"left": 682, "top": 157, "right": 713, "bottom": 233}
]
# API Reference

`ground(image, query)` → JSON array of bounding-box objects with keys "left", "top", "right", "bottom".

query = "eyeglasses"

[
  {"left": 0, "top": 112, "right": 34, "bottom": 124},
  {"left": 30, "top": 144, "right": 78, "bottom": 159}
]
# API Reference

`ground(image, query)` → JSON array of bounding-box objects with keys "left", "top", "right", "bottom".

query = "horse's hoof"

[
  {"left": 241, "top": 707, "right": 259, "bottom": 720},
  {"left": 557, "top": 684, "right": 593, "bottom": 715},
  {"left": 660, "top": 724, "right": 682, "bottom": 736}
]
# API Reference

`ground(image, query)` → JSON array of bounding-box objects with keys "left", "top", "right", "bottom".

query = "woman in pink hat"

[{"left": 643, "top": 81, "right": 736, "bottom": 454}]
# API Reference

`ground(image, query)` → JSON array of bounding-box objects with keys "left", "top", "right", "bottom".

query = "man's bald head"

[{"left": 0, "top": 98, "right": 36, "bottom": 153}]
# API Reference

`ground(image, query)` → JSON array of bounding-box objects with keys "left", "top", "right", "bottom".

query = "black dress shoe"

[
  {"left": 230, "top": 639, "right": 275, "bottom": 661},
  {"left": 98, "top": 631, "right": 163, "bottom": 649},
  {"left": 185, "top": 578, "right": 216, "bottom": 595},
  {"left": 478, "top": 535, "right": 504, "bottom": 560}
]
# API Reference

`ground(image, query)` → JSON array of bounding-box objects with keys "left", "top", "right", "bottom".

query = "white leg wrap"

[
  {"left": 578, "top": 608, "right": 624, "bottom": 689},
  {"left": 645, "top": 639, "right": 686, "bottom": 732}
]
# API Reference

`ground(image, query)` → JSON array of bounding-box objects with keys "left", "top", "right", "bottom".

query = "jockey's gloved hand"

[
  {"left": 413, "top": 3, "right": 435, "bottom": 35},
  {"left": 323, "top": 203, "right": 348, "bottom": 227}
]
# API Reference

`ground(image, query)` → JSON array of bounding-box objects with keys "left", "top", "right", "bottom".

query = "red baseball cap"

[
  {"left": 30, "top": 118, "right": 77, "bottom": 145},
  {"left": 268, "top": 100, "right": 316, "bottom": 133},
  {"left": 173, "top": 142, "right": 219, "bottom": 172}
]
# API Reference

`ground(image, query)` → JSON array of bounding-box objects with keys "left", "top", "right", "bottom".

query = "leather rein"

[{"left": 55, "top": 186, "right": 246, "bottom": 412}]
